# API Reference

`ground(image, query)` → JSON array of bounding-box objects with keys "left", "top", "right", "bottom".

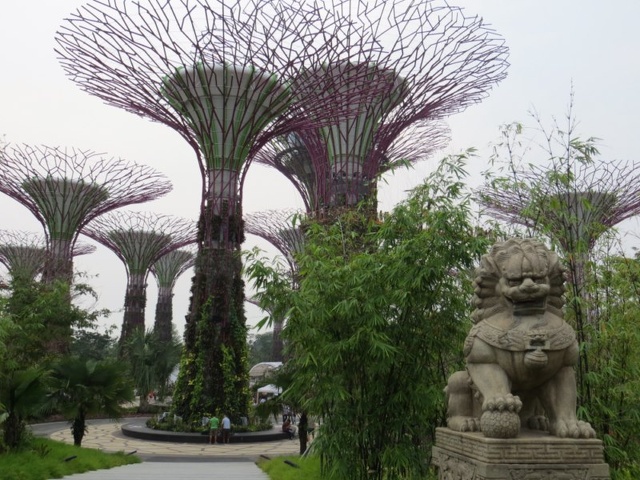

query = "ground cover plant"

[
  {"left": 0, "top": 437, "right": 139, "bottom": 480},
  {"left": 257, "top": 455, "right": 323, "bottom": 480}
]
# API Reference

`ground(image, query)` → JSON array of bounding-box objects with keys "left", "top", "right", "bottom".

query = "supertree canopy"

[
  {"left": 150, "top": 247, "right": 196, "bottom": 344},
  {"left": 0, "top": 230, "right": 97, "bottom": 284},
  {"left": 0, "top": 230, "right": 49, "bottom": 283},
  {"left": 255, "top": 122, "right": 450, "bottom": 214},
  {"left": 0, "top": 144, "right": 172, "bottom": 284},
  {"left": 56, "top": 0, "right": 391, "bottom": 421},
  {"left": 254, "top": 0, "right": 508, "bottom": 214},
  {"left": 82, "top": 211, "right": 196, "bottom": 344},
  {"left": 245, "top": 209, "right": 305, "bottom": 276},
  {"left": 478, "top": 158, "right": 640, "bottom": 255}
]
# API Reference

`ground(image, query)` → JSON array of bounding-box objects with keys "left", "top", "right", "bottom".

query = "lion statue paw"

[
  {"left": 482, "top": 394, "right": 522, "bottom": 413},
  {"left": 447, "top": 416, "right": 480, "bottom": 433},
  {"left": 551, "top": 419, "right": 596, "bottom": 439}
]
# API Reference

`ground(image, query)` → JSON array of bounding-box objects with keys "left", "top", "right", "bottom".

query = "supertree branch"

[
  {"left": 0, "top": 143, "right": 172, "bottom": 284},
  {"left": 245, "top": 209, "right": 305, "bottom": 275},
  {"left": 82, "top": 211, "right": 196, "bottom": 343},
  {"left": 0, "top": 231, "right": 95, "bottom": 283},
  {"left": 150, "top": 247, "right": 196, "bottom": 343}
]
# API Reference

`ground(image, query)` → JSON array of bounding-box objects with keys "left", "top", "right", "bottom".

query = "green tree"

[
  {"left": 50, "top": 357, "right": 134, "bottom": 446},
  {"left": 248, "top": 154, "right": 490, "bottom": 479},
  {"left": 247, "top": 331, "right": 275, "bottom": 366},
  {"left": 124, "top": 329, "right": 181, "bottom": 408},
  {"left": 71, "top": 325, "right": 118, "bottom": 361},
  {"left": 0, "top": 366, "right": 50, "bottom": 450}
]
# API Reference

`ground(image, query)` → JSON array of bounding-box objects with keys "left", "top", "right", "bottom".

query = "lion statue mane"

[{"left": 445, "top": 238, "right": 595, "bottom": 439}]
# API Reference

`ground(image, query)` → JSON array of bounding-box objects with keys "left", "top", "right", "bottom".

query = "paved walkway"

[{"left": 31, "top": 419, "right": 301, "bottom": 479}]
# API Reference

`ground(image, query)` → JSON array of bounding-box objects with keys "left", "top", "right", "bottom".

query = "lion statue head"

[{"left": 471, "top": 238, "right": 565, "bottom": 324}]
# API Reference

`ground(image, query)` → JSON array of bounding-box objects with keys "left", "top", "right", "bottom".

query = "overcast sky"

[{"left": 0, "top": 1, "right": 638, "bottom": 338}]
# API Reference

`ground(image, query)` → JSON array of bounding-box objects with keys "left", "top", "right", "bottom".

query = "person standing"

[
  {"left": 209, "top": 414, "right": 220, "bottom": 444},
  {"left": 221, "top": 413, "right": 231, "bottom": 444}
]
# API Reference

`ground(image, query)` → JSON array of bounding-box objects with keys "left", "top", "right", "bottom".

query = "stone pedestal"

[{"left": 432, "top": 427, "right": 610, "bottom": 480}]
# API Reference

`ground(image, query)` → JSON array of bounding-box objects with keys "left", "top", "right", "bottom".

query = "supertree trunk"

[
  {"left": 121, "top": 273, "right": 147, "bottom": 344},
  {"left": 154, "top": 286, "right": 174, "bottom": 344},
  {"left": 151, "top": 248, "right": 195, "bottom": 344}
]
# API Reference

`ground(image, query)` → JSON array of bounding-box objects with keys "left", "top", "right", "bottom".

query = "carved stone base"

[{"left": 432, "top": 427, "right": 610, "bottom": 479}]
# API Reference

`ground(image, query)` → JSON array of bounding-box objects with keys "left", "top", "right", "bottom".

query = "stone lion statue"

[{"left": 445, "top": 238, "right": 596, "bottom": 439}]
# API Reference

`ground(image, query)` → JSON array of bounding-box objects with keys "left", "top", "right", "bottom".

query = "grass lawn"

[
  {"left": 0, "top": 437, "right": 140, "bottom": 480},
  {"left": 257, "top": 454, "right": 323, "bottom": 480}
]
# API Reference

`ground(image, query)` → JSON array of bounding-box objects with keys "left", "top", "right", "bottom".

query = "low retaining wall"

[{"left": 121, "top": 418, "right": 289, "bottom": 444}]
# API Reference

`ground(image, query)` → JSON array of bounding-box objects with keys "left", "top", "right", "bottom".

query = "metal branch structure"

[
  {"left": 255, "top": 122, "right": 450, "bottom": 213},
  {"left": 255, "top": 0, "right": 508, "bottom": 215},
  {"left": 245, "top": 209, "right": 305, "bottom": 275},
  {"left": 0, "top": 144, "right": 173, "bottom": 285},
  {"left": 0, "top": 230, "right": 48, "bottom": 283},
  {"left": 82, "top": 211, "right": 196, "bottom": 344},
  {"left": 478, "top": 159, "right": 640, "bottom": 255},
  {"left": 56, "top": 0, "right": 393, "bottom": 421},
  {"left": 150, "top": 247, "right": 196, "bottom": 343},
  {"left": 0, "top": 231, "right": 96, "bottom": 283}
]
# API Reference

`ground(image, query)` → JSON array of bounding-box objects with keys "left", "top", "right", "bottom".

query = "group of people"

[{"left": 208, "top": 413, "right": 231, "bottom": 445}]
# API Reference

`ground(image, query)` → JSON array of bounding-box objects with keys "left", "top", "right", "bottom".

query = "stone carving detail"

[
  {"left": 445, "top": 238, "right": 596, "bottom": 439},
  {"left": 433, "top": 451, "right": 478, "bottom": 480}
]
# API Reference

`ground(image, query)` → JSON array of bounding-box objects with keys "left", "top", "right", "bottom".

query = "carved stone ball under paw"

[{"left": 480, "top": 410, "right": 520, "bottom": 438}]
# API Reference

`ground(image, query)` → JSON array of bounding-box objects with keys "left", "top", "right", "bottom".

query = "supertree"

[
  {"left": 0, "top": 144, "right": 172, "bottom": 284},
  {"left": 252, "top": 0, "right": 508, "bottom": 217},
  {"left": 150, "top": 247, "right": 196, "bottom": 344},
  {"left": 0, "top": 230, "right": 97, "bottom": 283},
  {"left": 245, "top": 209, "right": 305, "bottom": 360},
  {"left": 0, "top": 231, "right": 49, "bottom": 283},
  {"left": 0, "top": 144, "right": 172, "bottom": 353},
  {"left": 56, "top": 0, "right": 391, "bottom": 421},
  {"left": 81, "top": 211, "right": 196, "bottom": 344}
]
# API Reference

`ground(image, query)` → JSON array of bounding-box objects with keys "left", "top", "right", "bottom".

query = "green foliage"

[
  {"left": 248, "top": 331, "right": 275, "bottom": 367},
  {"left": 0, "top": 437, "right": 139, "bottom": 480},
  {"left": 248, "top": 154, "right": 490, "bottom": 480},
  {"left": 122, "top": 328, "right": 181, "bottom": 407},
  {"left": 49, "top": 357, "right": 134, "bottom": 446},
  {"left": 574, "top": 248, "right": 640, "bottom": 477},
  {"left": 70, "top": 325, "right": 117, "bottom": 361},
  {"left": 0, "top": 367, "right": 50, "bottom": 450}
]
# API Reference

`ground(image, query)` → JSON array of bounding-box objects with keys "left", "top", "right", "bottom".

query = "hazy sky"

[{"left": 0, "top": 1, "right": 638, "bottom": 338}]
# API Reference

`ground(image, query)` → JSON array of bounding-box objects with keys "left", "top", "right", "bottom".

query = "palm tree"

[
  {"left": 0, "top": 367, "right": 50, "bottom": 449},
  {"left": 124, "top": 329, "right": 181, "bottom": 408},
  {"left": 50, "top": 357, "right": 134, "bottom": 446}
]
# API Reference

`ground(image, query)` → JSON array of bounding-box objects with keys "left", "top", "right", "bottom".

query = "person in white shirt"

[{"left": 221, "top": 414, "right": 231, "bottom": 444}]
